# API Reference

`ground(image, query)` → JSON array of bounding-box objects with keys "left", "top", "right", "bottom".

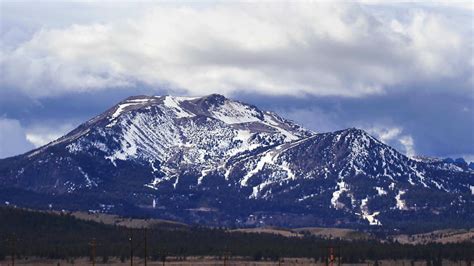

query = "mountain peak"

[
  {"left": 1, "top": 95, "right": 472, "bottom": 229},
  {"left": 124, "top": 95, "right": 156, "bottom": 101},
  {"left": 203, "top": 93, "right": 227, "bottom": 101},
  {"left": 192, "top": 93, "right": 228, "bottom": 109},
  {"left": 339, "top": 127, "right": 371, "bottom": 136},
  {"left": 332, "top": 128, "right": 381, "bottom": 147}
]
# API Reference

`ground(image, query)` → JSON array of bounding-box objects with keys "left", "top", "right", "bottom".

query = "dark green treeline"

[{"left": 0, "top": 207, "right": 472, "bottom": 263}]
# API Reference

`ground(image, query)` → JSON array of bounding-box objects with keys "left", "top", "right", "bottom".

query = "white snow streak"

[
  {"left": 360, "top": 197, "right": 381, "bottom": 225},
  {"left": 331, "top": 180, "right": 348, "bottom": 209},
  {"left": 395, "top": 190, "right": 408, "bottom": 210},
  {"left": 163, "top": 96, "right": 194, "bottom": 118}
]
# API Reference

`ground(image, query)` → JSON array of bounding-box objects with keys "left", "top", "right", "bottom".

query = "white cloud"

[
  {"left": 0, "top": 117, "right": 75, "bottom": 158},
  {"left": 25, "top": 123, "right": 75, "bottom": 147},
  {"left": 0, "top": 118, "right": 35, "bottom": 158},
  {"left": 368, "top": 126, "right": 416, "bottom": 157},
  {"left": 399, "top": 135, "right": 416, "bottom": 157},
  {"left": 1, "top": 2, "right": 472, "bottom": 98},
  {"left": 370, "top": 127, "right": 402, "bottom": 143}
]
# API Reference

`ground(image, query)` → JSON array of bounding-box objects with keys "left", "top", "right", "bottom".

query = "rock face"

[{"left": 0, "top": 94, "right": 472, "bottom": 230}]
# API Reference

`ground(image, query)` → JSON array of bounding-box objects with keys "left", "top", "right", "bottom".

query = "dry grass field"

[
  {"left": 53, "top": 211, "right": 474, "bottom": 245},
  {"left": 229, "top": 227, "right": 371, "bottom": 241},
  {"left": 392, "top": 228, "right": 474, "bottom": 245},
  {"left": 229, "top": 227, "right": 301, "bottom": 238},
  {"left": 50, "top": 211, "right": 187, "bottom": 229}
]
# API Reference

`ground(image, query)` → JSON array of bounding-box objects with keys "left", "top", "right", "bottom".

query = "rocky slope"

[{"left": 0, "top": 94, "right": 472, "bottom": 230}]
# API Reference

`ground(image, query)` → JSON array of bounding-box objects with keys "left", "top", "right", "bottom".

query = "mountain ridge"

[{"left": 0, "top": 94, "right": 472, "bottom": 230}]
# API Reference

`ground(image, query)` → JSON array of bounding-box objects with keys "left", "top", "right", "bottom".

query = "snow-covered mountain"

[{"left": 0, "top": 94, "right": 472, "bottom": 230}]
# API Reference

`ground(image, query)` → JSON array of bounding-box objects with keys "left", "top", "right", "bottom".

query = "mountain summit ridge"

[{"left": 0, "top": 94, "right": 472, "bottom": 230}]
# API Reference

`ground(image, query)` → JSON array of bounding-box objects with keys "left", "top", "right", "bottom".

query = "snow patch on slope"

[
  {"left": 262, "top": 113, "right": 301, "bottom": 141},
  {"left": 107, "top": 98, "right": 153, "bottom": 127},
  {"left": 395, "top": 190, "right": 408, "bottom": 210},
  {"left": 360, "top": 197, "right": 381, "bottom": 226},
  {"left": 105, "top": 123, "right": 138, "bottom": 164},
  {"left": 210, "top": 101, "right": 261, "bottom": 124},
  {"left": 163, "top": 96, "right": 195, "bottom": 118},
  {"left": 375, "top": 187, "right": 388, "bottom": 196},
  {"left": 77, "top": 166, "right": 97, "bottom": 188},
  {"left": 241, "top": 151, "right": 275, "bottom": 186},
  {"left": 331, "top": 180, "right": 348, "bottom": 209}
]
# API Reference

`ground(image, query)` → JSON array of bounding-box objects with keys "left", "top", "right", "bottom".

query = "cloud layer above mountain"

[
  {"left": 0, "top": 1, "right": 472, "bottom": 160},
  {"left": 1, "top": 2, "right": 472, "bottom": 98}
]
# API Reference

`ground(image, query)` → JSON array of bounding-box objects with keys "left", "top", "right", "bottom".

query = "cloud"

[
  {"left": 0, "top": 118, "right": 35, "bottom": 158},
  {"left": 0, "top": 2, "right": 472, "bottom": 160},
  {"left": 399, "top": 135, "right": 416, "bottom": 157},
  {"left": 371, "top": 127, "right": 402, "bottom": 143},
  {"left": 25, "top": 123, "right": 75, "bottom": 147},
  {"left": 0, "top": 117, "right": 76, "bottom": 158},
  {"left": 270, "top": 102, "right": 420, "bottom": 157},
  {"left": 1, "top": 2, "right": 472, "bottom": 98},
  {"left": 366, "top": 126, "right": 416, "bottom": 156}
]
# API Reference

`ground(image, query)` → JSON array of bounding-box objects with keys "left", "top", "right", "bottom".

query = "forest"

[{"left": 0, "top": 207, "right": 472, "bottom": 264}]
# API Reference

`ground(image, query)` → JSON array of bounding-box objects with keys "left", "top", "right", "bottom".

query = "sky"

[{"left": 0, "top": 1, "right": 473, "bottom": 160}]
